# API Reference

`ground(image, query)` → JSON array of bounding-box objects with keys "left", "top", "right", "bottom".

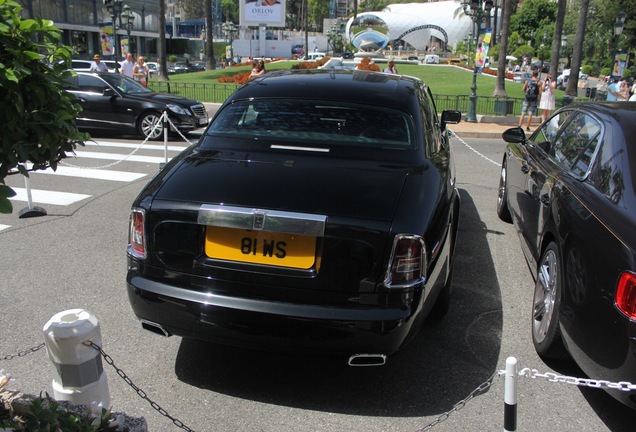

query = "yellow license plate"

[{"left": 205, "top": 226, "right": 316, "bottom": 269}]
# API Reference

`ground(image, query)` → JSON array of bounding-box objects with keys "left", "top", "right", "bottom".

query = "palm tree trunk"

[
  {"left": 565, "top": 0, "right": 589, "bottom": 97},
  {"left": 549, "top": 0, "right": 567, "bottom": 80},
  {"left": 158, "top": 0, "right": 168, "bottom": 82},
  {"left": 205, "top": 0, "right": 215, "bottom": 70},
  {"left": 493, "top": 0, "right": 513, "bottom": 97}
]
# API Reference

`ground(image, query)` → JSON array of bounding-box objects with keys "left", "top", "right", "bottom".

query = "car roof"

[{"left": 227, "top": 70, "right": 425, "bottom": 113}]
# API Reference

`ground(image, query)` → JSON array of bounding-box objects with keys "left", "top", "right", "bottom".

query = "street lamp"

[
  {"left": 539, "top": 30, "right": 547, "bottom": 76},
  {"left": 120, "top": 4, "right": 135, "bottom": 56},
  {"left": 461, "top": 0, "right": 493, "bottom": 123},
  {"left": 614, "top": 11, "right": 627, "bottom": 37},
  {"left": 560, "top": 35, "right": 568, "bottom": 70},
  {"left": 103, "top": 0, "right": 123, "bottom": 72}
]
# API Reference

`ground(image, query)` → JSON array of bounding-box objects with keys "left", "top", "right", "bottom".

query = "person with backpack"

[{"left": 519, "top": 69, "right": 541, "bottom": 132}]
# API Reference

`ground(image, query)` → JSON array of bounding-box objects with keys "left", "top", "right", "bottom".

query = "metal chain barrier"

[
  {"left": 0, "top": 343, "right": 46, "bottom": 361},
  {"left": 60, "top": 111, "right": 194, "bottom": 171},
  {"left": 4, "top": 343, "right": 636, "bottom": 431},
  {"left": 82, "top": 340, "right": 195, "bottom": 432},
  {"left": 448, "top": 129, "right": 501, "bottom": 167},
  {"left": 416, "top": 370, "right": 503, "bottom": 431},
  {"left": 518, "top": 368, "right": 636, "bottom": 392}
]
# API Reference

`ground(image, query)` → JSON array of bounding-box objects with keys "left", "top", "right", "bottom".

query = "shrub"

[
  {"left": 622, "top": 68, "right": 632, "bottom": 80},
  {"left": 356, "top": 57, "right": 380, "bottom": 72},
  {"left": 169, "top": 54, "right": 178, "bottom": 62},
  {"left": 0, "top": 0, "right": 88, "bottom": 213},
  {"left": 581, "top": 65, "right": 593, "bottom": 76},
  {"left": 600, "top": 67, "right": 611, "bottom": 77},
  {"left": 218, "top": 72, "right": 251, "bottom": 84}
]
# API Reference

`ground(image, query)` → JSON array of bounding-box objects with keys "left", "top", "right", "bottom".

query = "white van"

[
  {"left": 305, "top": 52, "right": 326, "bottom": 62},
  {"left": 424, "top": 54, "right": 440, "bottom": 64}
]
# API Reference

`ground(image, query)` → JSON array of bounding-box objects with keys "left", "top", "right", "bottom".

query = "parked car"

[
  {"left": 424, "top": 54, "right": 440, "bottom": 64},
  {"left": 70, "top": 59, "right": 116, "bottom": 73},
  {"left": 496, "top": 102, "right": 636, "bottom": 408},
  {"left": 191, "top": 62, "right": 206, "bottom": 71},
  {"left": 532, "top": 60, "right": 550, "bottom": 73},
  {"left": 64, "top": 71, "right": 208, "bottom": 139},
  {"left": 556, "top": 68, "right": 588, "bottom": 90},
  {"left": 126, "top": 70, "right": 462, "bottom": 365},
  {"left": 146, "top": 62, "right": 159, "bottom": 77},
  {"left": 512, "top": 71, "right": 531, "bottom": 84},
  {"left": 168, "top": 63, "right": 189, "bottom": 74}
]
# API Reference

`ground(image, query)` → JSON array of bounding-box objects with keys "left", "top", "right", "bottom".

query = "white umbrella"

[{"left": 506, "top": 55, "right": 517, "bottom": 61}]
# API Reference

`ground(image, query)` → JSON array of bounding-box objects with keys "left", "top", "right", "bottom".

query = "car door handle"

[
  {"left": 78, "top": 97, "right": 86, "bottom": 103},
  {"left": 540, "top": 194, "right": 550, "bottom": 206}
]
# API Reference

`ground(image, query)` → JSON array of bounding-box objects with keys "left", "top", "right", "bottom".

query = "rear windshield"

[{"left": 204, "top": 99, "right": 415, "bottom": 150}]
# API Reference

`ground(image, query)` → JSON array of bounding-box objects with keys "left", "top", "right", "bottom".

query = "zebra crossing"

[{"left": 0, "top": 137, "right": 194, "bottom": 232}]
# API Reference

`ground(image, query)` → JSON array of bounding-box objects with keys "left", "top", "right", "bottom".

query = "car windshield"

[
  {"left": 204, "top": 99, "right": 414, "bottom": 150},
  {"left": 101, "top": 74, "right": 152, "bottom": 95}
]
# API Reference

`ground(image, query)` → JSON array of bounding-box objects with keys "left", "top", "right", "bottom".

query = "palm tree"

[
  {"left": 549, "top": 0, "right": 567, "bottom": 80},
  {"left": 566, "top": 0, "right": 589, "bottom": 97},
  {"left": 493, "top": 0, "right": 513, "bottom": 97}
]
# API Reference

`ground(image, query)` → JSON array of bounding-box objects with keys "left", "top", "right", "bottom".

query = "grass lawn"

[{"left": 155, "top": 61, "right": 566, "bottom": 100}]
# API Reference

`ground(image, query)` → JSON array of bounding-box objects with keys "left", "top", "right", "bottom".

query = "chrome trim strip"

[
  {"left": 197, "top": 204, "right": 326, "bottom": 236},
  {"left": 270, "top": 145, "right": 330, "bottom": 153}
]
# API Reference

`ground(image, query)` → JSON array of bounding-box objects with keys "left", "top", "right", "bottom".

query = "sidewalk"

[{"left": 449, "top": 115, "right": 540, "bottom": 139}]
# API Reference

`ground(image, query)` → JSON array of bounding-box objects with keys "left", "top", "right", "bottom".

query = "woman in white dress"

[{"left": 539, "top": 74, "right": 556, "bottom": 123}]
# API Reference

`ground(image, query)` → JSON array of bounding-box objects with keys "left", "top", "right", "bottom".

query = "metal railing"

[{"left": 146, "top": 81, "right": 592, "bottom": 117}]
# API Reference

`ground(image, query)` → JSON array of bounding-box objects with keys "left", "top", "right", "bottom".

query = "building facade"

[{"left": 19, "top": 0, "right": 161, "bottom": 60}]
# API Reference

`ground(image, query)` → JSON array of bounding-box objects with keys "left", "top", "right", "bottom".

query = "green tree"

[{"left": 0, "top": 0, "right": 88, "bottom": 214}]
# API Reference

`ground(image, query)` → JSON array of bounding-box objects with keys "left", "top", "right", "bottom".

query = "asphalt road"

[{"left": 1, "top": 132, "right": 635, "bottom": 431}]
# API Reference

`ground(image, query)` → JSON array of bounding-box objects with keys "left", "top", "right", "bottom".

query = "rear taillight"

[
  {"left": 384, "top": 234, "right": 427, "bottom": 288},
  {"left": 128, "top": 209, "right": 146, "bottom": 259},
  {"left": 615, "top": 271, "right": 636, "bottom": 319}
]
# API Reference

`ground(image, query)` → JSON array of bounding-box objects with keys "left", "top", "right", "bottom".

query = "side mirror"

[
  {"left": 502, "top": 127, "right": 526, "bottom": 143},
  {"left": 441, "top": 109, "right": 461, "bottom": 131}
]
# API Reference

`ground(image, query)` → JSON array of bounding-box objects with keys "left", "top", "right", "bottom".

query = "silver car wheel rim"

[
  {"left": 497, "top": 165, "right": 507, "bottom": 207},
  {"left": 533, "top": 249, "right": 557, "bottom": 344},
  {"left": 141, "top": 114, "right": 162, "bottom": 139}
]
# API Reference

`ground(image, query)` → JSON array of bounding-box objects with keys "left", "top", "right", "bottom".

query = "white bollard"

[
  {"left": 43, "top": 309, "right": 110, "bottom": 407},
  {"left": 504, "top": 356, "right": 518, "bottom": 431}
]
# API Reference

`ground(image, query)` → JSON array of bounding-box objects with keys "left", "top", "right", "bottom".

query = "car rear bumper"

[{"left": 126, "top": 271, "right": 425, "bottom": 358}]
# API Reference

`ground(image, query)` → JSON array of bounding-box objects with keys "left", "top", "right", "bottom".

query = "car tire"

[
  {"left": 139, "top": 111, "right": 164, "bottom": 140},
  {"left": 497, "top": 159, "right": 512, "bottom": 222},
  {"left": 531, "top": 242, "right": 569, "bottom": 360}
]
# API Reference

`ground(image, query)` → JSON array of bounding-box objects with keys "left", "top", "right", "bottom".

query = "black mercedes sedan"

[
  {"left": 497, "top": 102, "right": 636, "bottom": 408},
  {"left": 64, "top": 72, "right": 208, "bottom": 139},
  {"left": 127, "top": 70, "right": 462, "bottom": 365}
]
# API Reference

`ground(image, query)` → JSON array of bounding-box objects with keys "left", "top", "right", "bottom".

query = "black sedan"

[
  {"left": 127, "top": 70, "right": 462, "bottom": 365},
  {"left": 64, "top": 72, "right": 208, "bottom": 139},
  {"left": 497, "top": 102, "right": 636, "bottom": 408}
]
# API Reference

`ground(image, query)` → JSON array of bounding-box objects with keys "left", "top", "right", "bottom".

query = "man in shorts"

[{"left": 519, "top": 69, "right": 540, "bottom": 132}]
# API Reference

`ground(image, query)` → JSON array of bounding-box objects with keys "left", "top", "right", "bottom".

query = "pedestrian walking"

[
  {"left": 519, "top": 69, "right": 540, "bottom": 132},
  {"left": 133, "top": 56, "right": 149, "bottom": 86},
  {"left": 120, "top": 53, "right": 135, "bottom": 78}
]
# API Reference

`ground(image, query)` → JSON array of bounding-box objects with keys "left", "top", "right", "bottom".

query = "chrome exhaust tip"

[
  {"left": 140, "top": 319, "right": 171, "bottom": 337},
  {"left": 348, "top": 354, "right": 387, "bottom": 367}
]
